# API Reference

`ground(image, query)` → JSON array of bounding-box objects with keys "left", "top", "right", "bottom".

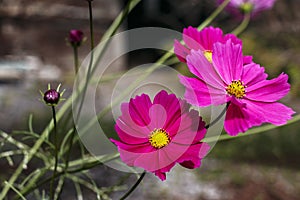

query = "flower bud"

[
  {"left": 68, "top": 29, "right": 84, "bottom": 46},
  {"left": 43, "top": 89, "right": 60, "bottom": 106},
  {"left": 41, "top": 84, "right": 64, "bottom": 106}
]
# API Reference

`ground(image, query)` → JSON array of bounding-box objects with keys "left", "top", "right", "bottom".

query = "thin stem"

[
  {"left": 205, "top": 103, "right": 229, "bottom": 129},
  {"left": 198, "top": 0, "right": 231, "bottom": 31},
  {"left": 61, "top": 1, "right": 95, "bottom": 190},
  {"left": 75, "top": 0, "right": 95, "bottom": 124},
  {"left": 231, "top": 13, "right": 251, "bottom": 36},
  {"left": 60, "top": 0, "right": 96, "bottom": 188},
  {"left": 119, "top": 171, "right": 146, "bottom": 200},
  {"left": 73, "top": 46, "right": 79, "bottom": 74},
  {"left": 63, "top": 33, "right": 81, "bottom": 186},
  {"left": 57, "top": 2, "right": 92, "bottom": 198},
  {"left": 64, "top": 129, "right": 76, "bottom": 168},
  {"left": 88, "top": 0, "right": 95, "bottom": 50},
  {"left": 20, "top": 153, "right": 120, "bottom": 197},
  {"left": 4, "top": 181, "right": 26, "bottom": 200},
  {"left": 50, "top": 106, "right": 58, "bottom": 200}
]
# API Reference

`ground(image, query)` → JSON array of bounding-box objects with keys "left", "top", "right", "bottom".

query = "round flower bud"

[
  {"left": 43, "top": 89, "right": 60, "bottom": 106},
  {"left": 68, "top": 29, "right": 84, "bottom": 46}
]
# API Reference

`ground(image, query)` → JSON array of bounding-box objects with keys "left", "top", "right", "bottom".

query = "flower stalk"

[
  {"left": 49, "top": 105, "right": 58, "bottom": 200},
  {"left": 119, "top": 171, "right": 146, "bottom": 200},
  {"left": 232, "top": 13, "right": 251, "bottom": 35}
]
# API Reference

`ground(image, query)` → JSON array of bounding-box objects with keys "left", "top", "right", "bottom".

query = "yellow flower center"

[
  {"left": 203, "top": 50, "right": 213, "bottom": 63},
  {"left": 226, "top": 80, "right": 246, "bottom": 98},
  {"left": 149, "top": 129, "right": 170, "bottom": 149}
]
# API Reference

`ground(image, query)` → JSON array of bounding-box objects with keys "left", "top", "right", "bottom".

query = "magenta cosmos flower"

[
  {"left": 179, "top": 40, "right": 295, "bottom": 136},
  {"left": 110, "top": 90, "right": 210, "bottom": 181},
  {"left": 218, "top": 0, "right": 276, "bottom": 16},
  {"left": 174, "top": 26, "right": 242, "bottom": 63}
]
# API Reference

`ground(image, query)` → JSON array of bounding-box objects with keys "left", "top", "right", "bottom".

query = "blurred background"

[{"left": 0, "top": 0, "right": 300, "bottom": 199}]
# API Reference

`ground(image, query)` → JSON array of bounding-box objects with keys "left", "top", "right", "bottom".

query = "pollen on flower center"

[
  {"left": 149, "top": 128, "right": 170, "bottom": 149},
  {"left": 203, "top": 50, "right": 213, "bottom": 63},
  {"left": 226, "top": 80, "right": 246, "bottom": 98}
]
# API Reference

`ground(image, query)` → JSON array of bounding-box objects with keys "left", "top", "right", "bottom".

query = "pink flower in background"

[
  {"left": 174, "top": 26, "right": 242, "bottom": 63},
  {"left": 218, "top": 0, "right": 276, "bottom": 16},
  {"left": 110, "top": 90, "right": 209, "bottom": 181},
  {"left": 179, "top": 40, "right": 295, "bottom": 136}
]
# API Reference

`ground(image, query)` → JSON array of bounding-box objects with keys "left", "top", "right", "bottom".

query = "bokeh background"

[{"left": 0, "top": 0, "right": 299, "bottom": 199}]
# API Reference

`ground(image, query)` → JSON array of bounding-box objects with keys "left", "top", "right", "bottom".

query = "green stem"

[
  {"left": 19, "top": 153, "right": 120, "bottom": 197},
  {"left": 205, "top": 103, "right": 229, "bottom": 129},
  {"left": 88, "top": 0, "right": 95, "bottom": 50},
  {"left": 50, "top": 106, "right": 58, "bottom": 200},
  {"left": 63, "top": 29, "right": 81, "bottom": 186},
  {"left": 3, "top": 181, "right": 26, "bottom": 200},
  {"left": 198, "top": 0, "right": 231, "bottom": 31},
  {"left": 75, "top": 0, "right": 95, "bottom": 124},
  {"left": 119, "top": 171, "right": 146, "bottom": 200},
  {"left": 58, "top": 2, "right": 95, "bottom": 198},
  {"left": 73, "top": 46, "right": 79, "bottom": 74},
  {"left": 231, "top": 13, "right": 251, "bottom": 36}
]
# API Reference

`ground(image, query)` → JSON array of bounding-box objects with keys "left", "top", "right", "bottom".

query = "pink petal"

[
  {"left": 153, "top": 90, "right": 186, "bottom": 129},
  {"left": 148, "top": 104, "right": 167, "bottom": 130},
  {"left": 178, "top": 142, "right": 210, "bottom": 169},
  {"left": 191, "top": 26, "right": 223, "bottom": 50},
  {"left": 243, "top": 55, "right": 253, "bottom": 65},
  {"left": 154, "top": 171, "right": 167, "bottom": 181},
  {"left": 174, "top": 39, "right": 190, "bottom": 62},
  {"left": 171, "top": 110, "right": 207, "bottom": 144},
  {"left": 252, "top": 0, "right": 276, "bottom": 12},
  {"left": 187, "top": 49, "right": 225, "bottom": 88},
  {"left": 224, "top": 100, "right": 261, "bottom": 136},
  {"left": 133, "top": 141, "right": 199, "bottom": 172},
  {"left": 179, "top": 75, "right": 226, "bottom": 107},
  {"left": 241, "top": 62, "right": 268, "bottom": 86},
  {"left": 133, "top": 144, "right": 182, "bottom": 172},
  {"left": 183, "top": 26, "right": 203, "bottom": 50},
  {"left": 246, "top": 73, "right": 290, "bottom": 102},
  {"left": 223, "top": 33, "right": 242, "bottom": 46},
  {"left": 212, "top": 40, "right": 243, "bottom": 85},
  {"left": 153, "top": 162, "right": 176, "bottom": 181},
  {"left": 115, "top": 123, "right": 149, "bottom": 144},
  {"left": 128, "top": 94, "right": 152, "bottom": 126},
  {"left": 244, "top": 100, "right": 295, "bottom": 125},
  {"left": 118, "top": 103, "right": 152, "bottom": 137},
  {"left": 224, "top": 97, "right": 295, "bottom": 136},
  {"left": 111, "top": 139, "right": 153, "bottom": 154}
]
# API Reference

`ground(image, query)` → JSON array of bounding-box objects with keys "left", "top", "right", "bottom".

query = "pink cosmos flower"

[
  {"left": 110, "top": 90, "right": 209, "bottom": 181},
  {"left": 174, "top": 26, "right": 242, "bottom": 63},
  {"left": 179, "top": 40, "right": 295, "bottom": 136},
  {"left": 218, "top": 0, "right": 276, "bottom": 16}
]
